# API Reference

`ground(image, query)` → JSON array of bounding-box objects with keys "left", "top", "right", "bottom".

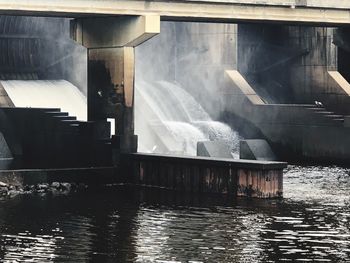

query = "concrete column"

[{"left": 71, "top": 15, "right": 160, "bottom": 153}]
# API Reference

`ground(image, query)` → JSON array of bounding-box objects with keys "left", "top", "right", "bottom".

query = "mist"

[{"left": 135, "top": 22, "right": 240, "bottom": 157}]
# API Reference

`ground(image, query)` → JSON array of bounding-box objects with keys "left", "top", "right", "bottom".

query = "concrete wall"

[
  {"left": 237, "top": 24, "right": 350, "bottom": 114},
  {"left": 174, "top": 22, "right": 237, "bottom": 118},
  {"left": 238, "top": 24, "right": 295, "bottom": 103},
  {"left": 135, "top": 22, "right": 177, "bottom": 83},
  {"left": 0, "top": 16, "right": 87, "bottom": 96},
  {"left": 136, "top": 21, "right": 237, "bottom": 118}
]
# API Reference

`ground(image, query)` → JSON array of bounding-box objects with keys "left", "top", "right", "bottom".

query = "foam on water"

[
  {"left": 1, "top": 80, "right": 87, "bottom": 121},
  {"left": 135, "top": 80, "right": 240, "bottom": 156}
]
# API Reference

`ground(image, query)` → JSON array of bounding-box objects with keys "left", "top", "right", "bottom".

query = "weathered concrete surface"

[
  {"left": 0, "top": 0, "right": 349, "bottom": 25},
  {"left": 223, "top": 70, "right": 350, "bottom": 163},
  {"left": 122, "top": 153, "right": 286, "bottom": 198},
  {"left": 236, "top": 24, "right": 350, "bottom": 115},
  {"left": 0, "top": 82, "right": 14, "bottom": 107},
  {"left": 240, "top": 139, "right": 277, "bottom": 161},
  {"left": 0, "top": 132, "right": 12, "bottom": 159},
  {"left": 197, "top": 141, "right": 233, "bottom": 158},
  {"left": 71, "top": 15, "right": 160, "bottom": 49}
]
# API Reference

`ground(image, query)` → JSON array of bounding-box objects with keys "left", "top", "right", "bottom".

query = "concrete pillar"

[{"left": 71, "top": 15, "right": 160, "bottom": 153}]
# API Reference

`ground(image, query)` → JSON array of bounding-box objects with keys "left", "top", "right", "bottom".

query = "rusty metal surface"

[{"left": 122, "top": 153, "right": 285, "bottom": 197}]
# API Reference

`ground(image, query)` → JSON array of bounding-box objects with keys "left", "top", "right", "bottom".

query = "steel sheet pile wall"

[{"left": 122, "top": 153, "right": 286, "bottom": 198}]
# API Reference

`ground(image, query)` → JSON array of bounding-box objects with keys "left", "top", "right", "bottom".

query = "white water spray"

[{"left": 135, "top": 80, "right": 240, "bottom": 157}]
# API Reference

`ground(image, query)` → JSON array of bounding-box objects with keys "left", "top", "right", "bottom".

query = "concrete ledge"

[
  {"left": 0, "top": 0, "right": 349, "bottom": 25},
  {"left": 126, "top": 153, "right": 287, "bottom": 170}
]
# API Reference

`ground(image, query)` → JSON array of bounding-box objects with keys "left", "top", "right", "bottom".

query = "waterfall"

[
  {"left": 0, "top": 79, "right": 239, "bottom": 157},
  {"left": 1, "top": 80, "right": 87, "bottom": 121},
  {"left": 135, "top": 80, "right": 240, "bottom": 157}
]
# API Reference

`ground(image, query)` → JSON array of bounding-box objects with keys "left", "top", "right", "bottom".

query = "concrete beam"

[
  {"left": 0, "top": 1, "right": 350, "bottom": 25},
  {"left": 72, "top": 15, "right": 160, "bottom": 48}
]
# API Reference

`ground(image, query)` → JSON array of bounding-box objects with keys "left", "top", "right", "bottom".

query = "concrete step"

[
  {"left": 2, "top": 107, "right": 61, "bottom": 112},
  {"left": 306, "top": 107, "right": 326, "bottom": 111},
  {"left": 314, "top": 111, "right": 335, "bottom": 115},
  {"left": 52, "top": 116, "right": 77, "bottom": 121},
  {"left": 325, "top": 114, "right": 345, "bottom": 119},
  {"left": 61, "top": 120, "right": 80, "bottom": 125},
  {"left": 44, "top": 111, "right": 69, "bottom": 116}
]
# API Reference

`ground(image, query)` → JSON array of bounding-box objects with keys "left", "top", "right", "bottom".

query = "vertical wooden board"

[
  {"left": 264, "top": 171, "right": 269, "bottom": 198},
  {"left": 159, "top": 162, "right": 166, "bottom": 187},
  {"left": 269, "top": 171, "right": 274, "bottom": 195},
  {"left": 210, "top": 167, "right": 215, "bottom": 193},
  {"left": 185, "top": 165, "right": 192, "bottom": 192},
  {"left": 157, "top": 161, "right": 161, "bottom": 186},
  {"left": 198, "top": 166, "right": 203, "bottom": 193},
  {"left": 209, "top": 167, "right": 214, "bottom": 193},
  {"left": 251, "top": 170, "right": 257, "bottom": 197},
  {"left": 215, "top": 167, "right": 221, "bottom": 193},
  {"left": 279, "top": 170, "right": 283, "bottom": 194},
  {"left": 168, "top": 163, "right": 173, "bottom": 189},
  {"left": 193, "top": 165, "right": 199, "bottom": 193},
  {"left": 226, "top": 167, "right": 232, "bottom": 195},
  {"left": 154, "top": 161, "right": 160, "bottom": 186},
  {"left": 230, "top": 167, "right": 237, "bottom": 196},
  {"left": 181, "top": 164, "right": 187, "bottom": 191},
  {"left": 139, "top": 162, "right": 144, "bottom": 184},
  {"left": 151, "top": 161, "right": 156, "bottom": 186},
  {"left": 253, "top": 171, "right": 258, "bottom": 196},
  {"left": 214, "top": 167, "right": 220, "bottom": 193},
  {"left": 146, "top": 161, "right": 152, "bottom": 185},
  {"left": 204, "top": 167, "right": 210, "bottom": 193},
  {"left": 174, "top": 164, "right": 180, "bottom": 190},
  {"left": 133, "top": 160, "right": 139, "bottom": 184},
  {"left": 152, "top": 161, "right": 157, "bottom": 186},
  {"left": 272, "top": 171, "right": 277, "bottom": 197},
  {"left": 217, "top": 166, "right": 224, "bottom": 194}
]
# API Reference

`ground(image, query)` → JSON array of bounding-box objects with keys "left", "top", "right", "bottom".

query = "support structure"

[
  {"left": 71, "top": 15, "right": 160, "bottom": 153},
  {"left": 1, "top": 1, "right": 350, "bottom": 25}
]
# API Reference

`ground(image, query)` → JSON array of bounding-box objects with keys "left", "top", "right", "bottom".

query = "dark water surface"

[{"left": 0, "top": 165, "right": 350, "bottom": 262}]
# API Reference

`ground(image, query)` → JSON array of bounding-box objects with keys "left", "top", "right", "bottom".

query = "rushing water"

[
  {"left": 0, "top": 166, "right": 349, "bottom": 262},
  {"left": 135, "top": 81, "right": 240, "bottom": 157},
  {"left": 1, "top": 80, "right": 87, "bottom": 121}
]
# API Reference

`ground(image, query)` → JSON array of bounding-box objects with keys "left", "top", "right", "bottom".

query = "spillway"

[
  {"left": 135, "top": 80, "right": 240, "bottom": 157},
  {"left": 0, "top": 79, "right": 239, "bottom": 158},
  {"left": 1, "top": 80, "right": 87, "bottom": 121}
]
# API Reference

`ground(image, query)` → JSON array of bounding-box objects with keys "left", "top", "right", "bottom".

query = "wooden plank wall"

[{"left": 122, "top": 154, "right": 285, "bottom": 198}]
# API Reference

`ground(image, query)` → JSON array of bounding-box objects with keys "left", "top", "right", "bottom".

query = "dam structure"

[{"left": 2, "top": 0, "right": 350, "bottom": 198}]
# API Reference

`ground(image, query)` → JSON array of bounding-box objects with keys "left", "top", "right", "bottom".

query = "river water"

[{"left": 0, "top": 165, "right": 349, "bottom": 262}]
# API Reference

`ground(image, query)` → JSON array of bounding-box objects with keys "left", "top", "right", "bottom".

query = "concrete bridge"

[{"left": 0, "top": 0, "right": 350, "bottom": 25}]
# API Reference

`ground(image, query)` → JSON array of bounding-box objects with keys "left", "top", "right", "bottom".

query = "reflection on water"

[{"left": 0, "top": 165, "right": 349, "bottom": 262}]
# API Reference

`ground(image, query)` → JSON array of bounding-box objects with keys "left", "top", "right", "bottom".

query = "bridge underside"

[{"left": 0, "top": 0, "right": 349, "bottom": 25}]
